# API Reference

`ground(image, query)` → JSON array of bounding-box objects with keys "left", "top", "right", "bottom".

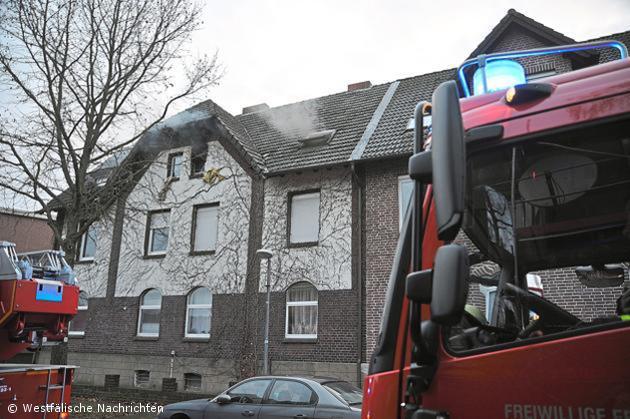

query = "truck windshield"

[
  {"left": 464, "top": 118, "right": 630, "bottom": 272},
  {"left": 446, "top": 118, "right": 630, "bottom": 353}
]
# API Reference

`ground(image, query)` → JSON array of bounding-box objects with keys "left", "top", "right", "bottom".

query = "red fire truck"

[
  {"left": 1, "top": 243, "right": 79, "bottom": 418},
  {"left": 363, "top": 41, "right": 630, "bottom": 418}
]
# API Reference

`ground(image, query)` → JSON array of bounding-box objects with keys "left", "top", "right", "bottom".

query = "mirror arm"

[
  {"left": 408, "top": 151, "right": 432, "bottom": 183},
  {"left": 406, "top": 269, "right": 433, "bottom": 304}
]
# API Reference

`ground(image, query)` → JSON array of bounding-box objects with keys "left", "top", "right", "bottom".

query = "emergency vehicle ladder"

[{"left": 40, "top": 367, "right": 68, "bottom": 419}]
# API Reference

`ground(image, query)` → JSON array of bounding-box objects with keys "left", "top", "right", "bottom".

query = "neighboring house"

[
  {"left": 49, "top": 9, "right": 630, "bottom": 394},
  {"left": 0, "top": 208, "right": 54, "bottom": 252}
]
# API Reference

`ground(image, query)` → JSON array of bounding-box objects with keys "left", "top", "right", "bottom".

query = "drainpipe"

[{"left": 351, "top": 163, "right": 364, "bottom": 387}]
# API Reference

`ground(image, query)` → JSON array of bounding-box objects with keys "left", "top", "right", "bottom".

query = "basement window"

[
  {"left": 299, "top": 129, "right": 336, "bottom": 147},
  {"left": 134, "top": 370, "right": 150, "bottom": 387},
  {"left": 184, "top": 373, "right": 202, "bottom": 391}
]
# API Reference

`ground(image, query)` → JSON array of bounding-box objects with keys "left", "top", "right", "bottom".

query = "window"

[
  {"left": 227, "top": 379, "right": 272, "bottom": 404},
  {"left": 134, "top": 370, "right": 150, "bottom": 387},
  {"left": 167, "top": 152, "right": 183, "bottom": 179},
  {"left": 137, "top": 289, "right": 161, "bottom": 337},
  {"left": 288, "top": 191, "right": 320, "bottom": 245},
  {"left": 185, "top": 287, "right": 212, "bottom": 338},
  {"left": 184, "top": 373, "right": 202, "bottom": 391},
  {"left": 266, "top": 379, "right": 315, "bottom": 405},
  {"left": 398, "top": 176, "right": 414, "bottom": 231},
  {"left": 79, "top": 224, "right": 97, "bottom": 261},
  {"left": 69, "top": 291, "right": 88, "bottom": 336},
  {"left": 191, "top": 204, "right": 219, "bottom": 253},
  {"left": 322, "top": 381, "right": 363, "bottom": 406},
  {"left": 446, "top": 119, "right": 630, "bottom": 354},
  {"left": 191, "top": 153, "right": 206, "bottom": 177},
  {"left": 146, "top": 211, "right": 170, "bottom": 256},
  {"left": 285, "top": 282, "right": 318, "bottom": 339}
]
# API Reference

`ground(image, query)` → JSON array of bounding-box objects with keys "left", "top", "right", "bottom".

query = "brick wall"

[
  {"left": 0, "top": 212, "right": 54, "bottom": 251},
  {"left": 68, "top": 294, "right": 245, "bottom": 359},
  {"left": 363, "top": 158, "right": 408, "bottom": 359},
  {"left": 257, "top": 289, "right": 359, "bottom": 364}
]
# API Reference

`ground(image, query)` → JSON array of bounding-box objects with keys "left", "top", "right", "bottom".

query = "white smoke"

[{"left": 264, "top": 101, "right": 319, "bottom": 137}]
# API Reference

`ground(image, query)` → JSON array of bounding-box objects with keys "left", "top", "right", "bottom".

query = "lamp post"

[{"left": 256, "top": 248, "right": 273, "bottom": 375}]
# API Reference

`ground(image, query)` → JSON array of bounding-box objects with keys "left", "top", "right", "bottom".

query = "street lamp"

[{"left": 256, "top": 248, "right": 273, "bottom": 375}]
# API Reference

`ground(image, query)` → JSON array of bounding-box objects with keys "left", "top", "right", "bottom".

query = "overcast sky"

[{"left": 188, "top": 0, "right": 630, "bottom": 115}]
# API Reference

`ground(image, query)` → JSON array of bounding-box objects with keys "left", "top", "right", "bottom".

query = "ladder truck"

[
  {"left": 363, "top": 41, "right": 630, "bottom": 418},
  {"left": 1, "top": 242, "right": 79, "bottom": 418}
]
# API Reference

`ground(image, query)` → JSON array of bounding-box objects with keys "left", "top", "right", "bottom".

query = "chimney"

[
  {"left": 242, "top": 103, "right": 269, "bottom": 114},
  {"left": 347, "top": 81, "right": 372, "bottom": 92}
]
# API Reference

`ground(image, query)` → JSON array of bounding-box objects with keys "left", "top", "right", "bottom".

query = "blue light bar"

[
  {"left": 458, "top": 40, "right": 629, "bottom": 97},
  {"left": 473, "top": 59, "right": 526, "bottom": 95}
]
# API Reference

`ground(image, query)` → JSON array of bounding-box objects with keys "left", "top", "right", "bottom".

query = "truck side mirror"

[
  {"left": 430, "top": 244, "right": 469, "bottom": 326},
  {"left": 431, "top": 80, "right": 466, "bottom": 241}
]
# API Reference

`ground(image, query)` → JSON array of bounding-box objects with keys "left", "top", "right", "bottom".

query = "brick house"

[
  {"left": 47, "top": 10, "right": 630, "bottom": 395},
  {"left": 0, "top": 208, "right": 54, "bottom": 252}
]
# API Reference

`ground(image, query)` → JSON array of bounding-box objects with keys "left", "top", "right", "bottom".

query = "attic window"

[{"left": 299, "top": 129, "right": 336, "bottom": 147}]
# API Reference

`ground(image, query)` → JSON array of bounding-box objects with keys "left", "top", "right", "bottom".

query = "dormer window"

[
  {"left": 167, "top": 153, "right": 183, "bottom": 180},
  {"left": 299, "top": 129, "right": 336, "bottom": 147}
]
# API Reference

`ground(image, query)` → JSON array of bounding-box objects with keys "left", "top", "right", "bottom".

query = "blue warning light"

[{"left": 473, "top": 59, "right": 526, "bottom": 95}]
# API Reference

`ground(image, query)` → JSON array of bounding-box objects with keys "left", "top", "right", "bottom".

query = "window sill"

[
  {"left": 75, "top": 259, "right": 94, "bottom": 265},
  {"left": 143, "top": 253, "right": 166, "bottom": 260},
  {"left": 135, "top": 335, "right": 159, "bottom": 341},
  {"left": 283, "top": 337, "right": 318, "bottom": 344},
  {"left": 183, "top": 336, "right": 210, "bottom": 342},
  {"left": 190, "top": 173, "right": 204, "bottom": 179},
  {"left": 68, "top": 333, "right": 85, "bottom": 339},
  {"left": 189, "top": 250, "right": 216, "bottom": 257},
  {"left": 287, "top": 241, "right": 319, "bottom": 249}
]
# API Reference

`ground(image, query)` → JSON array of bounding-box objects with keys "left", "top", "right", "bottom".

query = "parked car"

[{"left": 157, "top": 376, "right": 363, "bottom": 419}]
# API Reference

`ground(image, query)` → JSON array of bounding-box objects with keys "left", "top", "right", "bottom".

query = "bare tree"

[{"left": 0, "top": 0, "right": 221, "bottom": 262}]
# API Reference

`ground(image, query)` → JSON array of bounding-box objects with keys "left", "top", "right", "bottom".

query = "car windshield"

[
  {"left": 323, "top": 381, "right": 362, "bottom": 406},
  {"left": 464, "top": 118, "right": 630, "bottom": 272}
]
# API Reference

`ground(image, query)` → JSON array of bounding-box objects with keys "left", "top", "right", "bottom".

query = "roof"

[
  {"left": 236, "top": 83, "right": 391, "bottom": 173},
  {"left": 360, "top": 68, "right": 456, "bottom": 160},
  {"left": 467, "top": 8, "right": 577, "bottom": 59}
]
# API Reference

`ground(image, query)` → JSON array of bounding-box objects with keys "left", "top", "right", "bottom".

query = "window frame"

[
  {"left": 78, "top": 224, "right": 97, "bottom": 262},
  {"left": 185, "top": 287, "right": 213, "bottom": 339},
  {"left": 263, "top": 378, "right": 318, "bottom": 406},
  {"left": 285, "top": 282, "right": 318, "bottom": 340},
  {"left": 190, "top": 203, "right": 220, "bottom": 256},
  {"left": 144, "top": 210, "right": 171, "bottom": 258},
  {"left": 69, "top": 291, "right": 88, "bottom": 337},
  {"left": 190, "top": 152, "right": 207, "bottom": 178},
  {"left": 398, "top": 175, "right": 414, "bottom": 231},
  {"left": 184, "top": 372, "right": 203, "bottom": 391},
  {"left": 134, "top": 370, "right": 150, "bottom": 387},
  {"left": 167, "top": 152, "right": 184, "bottom": 180},
  {"left": 227, "top": 378, "right": 273, "bottom": 404},
  {"left": 137, "top": 289, "right": 162, "bottom": 338},
  {"left": 286, "top": 189, "right": 321, "bottom": 248}
]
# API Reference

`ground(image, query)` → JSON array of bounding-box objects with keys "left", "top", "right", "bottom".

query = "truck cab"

[{"left": 363, "top": 42, "right": 630, "bottom": 419}]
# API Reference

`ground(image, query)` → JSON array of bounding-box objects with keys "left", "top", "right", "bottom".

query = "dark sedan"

[{"left": 157, "top": 376, "right": 362, "bottom": 419}]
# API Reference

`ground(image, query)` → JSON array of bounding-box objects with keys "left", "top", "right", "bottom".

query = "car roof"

[{"left": 244, "top": 375, "right": 349, "bottom": 385}]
